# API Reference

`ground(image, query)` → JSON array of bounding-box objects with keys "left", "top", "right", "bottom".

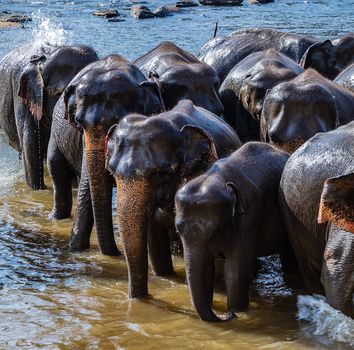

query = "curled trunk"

[
  {"left": 84, "top": 131, "right": 120, "bottom": 256},
  {"left": 116, "top": 176, "right": 150, "bottom": 298}
]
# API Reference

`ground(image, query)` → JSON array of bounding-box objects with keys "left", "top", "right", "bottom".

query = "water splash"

[
  {"left": 297, "top": 295, "right": 354, "bottom": 347},
  {"left": 31, "top": 10, "right": 70, "bottom": 46}
]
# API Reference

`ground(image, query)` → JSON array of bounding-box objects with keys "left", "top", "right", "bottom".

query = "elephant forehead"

[{"left": 161, "top": 64, "right": 218, "bottom": 84}]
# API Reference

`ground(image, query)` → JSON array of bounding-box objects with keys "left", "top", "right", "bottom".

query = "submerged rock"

[
  {"left": 199, "top": 0, "right": 243, "bottom": 5},
  {"left": 249, "top": 0, "right": 274, "bottom": 3},
  {"left": 0, "top": 13, "right": 32, "bottom": 23},
  {"left": 0, "top": 21, "right": 21, "bottom": 29},
  {"left": 153, "top": 6, "right": 183, "bottom": 17},
  {"left": 176, "top": 0, "right": 199, "bottom": 7},
  {"left": 92, "top": 9, "right": 120, "bottom": 18},
  {"left": 131, "top": 5, "right": 155, "bottom": 19}
]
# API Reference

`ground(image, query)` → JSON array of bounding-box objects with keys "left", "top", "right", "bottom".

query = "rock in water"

[
  {"left": 176, "top": 0, "right": 199, "bottom": 7},
  {"left": 199, "top": 0, "right": 243, "bottom": 5},
  {"left": 131, "top": 5, "right": 155, "bottom": 19},
  {"left": 92, "top": 10, "right": 120, "bottom": 18}
]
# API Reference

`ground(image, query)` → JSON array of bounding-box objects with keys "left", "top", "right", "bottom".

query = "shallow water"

[{"left": 0, "top": 0, "right": 354, "bottom": 349}]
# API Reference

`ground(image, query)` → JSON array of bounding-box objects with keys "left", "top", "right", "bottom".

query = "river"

[{"left": 0, "top": 0, "right": 353, "bottom": 349}]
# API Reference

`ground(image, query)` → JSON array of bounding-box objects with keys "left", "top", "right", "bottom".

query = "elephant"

[
  {"left": 261, "top": 68, "right": 354, "bottom": 153},
  {"left": 134, "top": 41, "right": 224, "bottom": 115},
  {"left": 279, "top": 121, "right": 354, "bottom": 317},
  {"left": 198, "top": 28, "right": 318, "bottom": 83},
  {"left": 300, "top": 33, "right": 354, "bottom": 80},
  {"left": 334, "top": 63, "right": 354, "bottom": 93},
  {"left": 0, "top": 42, "right": 98, "bottom": 189},
  {"left": 47, "top": 54, "right": 164, "bottom": 256},
  {"left": 175, "top": 142, "right": 293, "bottom": 322},
  {"left": 105, "top": 99, "right": 242, "bottom": 298},
  {"left": 220, "top": 49, "right": 304, "bottom": 142}
]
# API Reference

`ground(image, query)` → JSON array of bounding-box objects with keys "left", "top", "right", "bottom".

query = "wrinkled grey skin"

[
  {"left": 106, "top": 100, "right": 242, "bottom": 299},
  {"left": 199, "top": 28, "right": 318, "bottom": 83},
  {"left": 0, "top": 42, "right": 98, "bottom": 189},
  {"left": 261, "top": 68, "right": 354, "bottom": 153},
  {"left": 175, "top": 142, "right": 294, "bottom": 322},
  {"left": 334, "top": 63, "right": 354, "bottom": 93},
  {"left": 300, "top": 33, "right": 354, "bottom": 80},
  {"left": 220, "top": 48, "right": 304, "bottom": 142},
  {"left": 47, "top": 55, "right": 164, "bottom": 256},
  {"left": 135, "top": 41, "right": 224, "bottom": 115},
  {"left": 280, "top": 122, "right": 354, "bottom": 317}
]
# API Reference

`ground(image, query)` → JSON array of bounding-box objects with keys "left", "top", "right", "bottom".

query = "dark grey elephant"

[
  {"left": 106, "top": 100, "right": 241, "bottom": 298},
  {"left": 334, "top": 63, "right": 354, "bottom": 93},
  {"left": 220, "top": 48, "right": 304, "bottom": 142},
  {"left": 261, "top": 68, "right": 354, "bottom": 153},
  {"left": 175, "top": 142, "right": 294, "bottom": 321},
  {"left": 198, "top": 28, "right": 318, "bottom": 83},
  {"left": 300, "top": 33, "right": 354, "bottom": 80},
  {"left": 47, "top": 54, "right": 164, "bottom": 256},
  {"left": 134, "top": 41, "right": 223, "bottom": 115},
  {"left": 0, "top": 43, "right": 98, "bottom": 189},
  {"left": 280, "top": 122, "right": 354, "bottom": 317}
]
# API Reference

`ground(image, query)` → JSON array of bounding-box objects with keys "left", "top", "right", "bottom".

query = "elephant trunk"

[
  {"left": 116, "top": 176, "right": 150, "bottom": 298},
  {"left": 84, "top": 131, "right": 120, "bottom": 256},
  {"left": 184, "top": 246, "right": 225, "bottom": 322}
]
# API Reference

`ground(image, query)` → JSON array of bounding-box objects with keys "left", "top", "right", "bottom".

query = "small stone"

[
  {"left": 176, "top": 0, "right": 198, "bottom": 7},
  {"left": 153, "top": 6, "right": 174, "bottom": 17},
  {"left": 92, "top": 9, "right": 120, "bottom": 18},
  {"left": 131, "top": 5, "right": 155, "bottom": 19}
]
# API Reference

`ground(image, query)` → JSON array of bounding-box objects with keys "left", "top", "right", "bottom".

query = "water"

[{"left": 0, "top": 0, "right": 354, "bottom": 348}]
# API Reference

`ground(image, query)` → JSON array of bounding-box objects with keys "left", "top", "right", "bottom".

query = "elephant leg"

[
  {"left": 47, "top": 142, "right": 74, "bottom": 219},
  {"left": 69, "top": 155, "right": 94, "bottom": 251},
  {"left": 279, "top": 234, "right": 298, "bottom": 274},
  {"left": 147, "top": 222, "right": 173, "bottom": 276},
  {"left": 322, "top": 225, "right": 354, "bottom": 317},
  {"left": 224, "top": 249, "right": 255, "bottom": 312},
  {"left": 22, "top": 116, "right": 45, "bottom": 189}
]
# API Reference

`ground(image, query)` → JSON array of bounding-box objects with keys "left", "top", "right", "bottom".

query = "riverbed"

[{"left": 0, "top": 0, "right": 353, "bottom": 349}]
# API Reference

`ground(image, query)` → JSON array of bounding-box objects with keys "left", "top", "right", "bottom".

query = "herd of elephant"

[{"left": 0, "top": 27, "right": 353, "bottom": 322}]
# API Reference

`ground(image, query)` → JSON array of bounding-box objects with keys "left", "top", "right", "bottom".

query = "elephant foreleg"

[{"left": 147, "top": 220, "right": 173, "bottom": 276}]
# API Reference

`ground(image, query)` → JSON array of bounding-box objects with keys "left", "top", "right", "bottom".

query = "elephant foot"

[
  {"left": 48, "top": 208, "right": 71, "bottom": 220},
  {"left": 100, "top": 245, "right": 122, "bottom": 257},
  {"left": 152, "top": 263, "right": 174, "bottom": 276}
]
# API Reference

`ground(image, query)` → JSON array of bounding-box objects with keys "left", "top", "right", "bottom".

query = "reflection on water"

[{"left": 0, "top": 0, "right": 354, "bottom": 348}]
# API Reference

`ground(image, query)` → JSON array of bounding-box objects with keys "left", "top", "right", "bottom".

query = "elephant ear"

[
  {"left": 226, "top": 182, "right": 246, "bottom": 217},
  {"left": 300, "top": 40, "right": 334, "bottom": 77},
  {"left": 180, "top": 125, "right": 218, "bottom": 179},
  {"left": 139, "top": 80, "right": 165, "bottom": 114},
  {"left": 63, "top": 84, "right": 77, "bottom": 125},
  {"left": 317, "top": 172, "right": 354, "bottom": 234},
  {"left": 18, "top": 57, "right": 45, "bottom": 120}
]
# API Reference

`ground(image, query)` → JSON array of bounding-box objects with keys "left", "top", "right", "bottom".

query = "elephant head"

[
  {"left": 106, "top": 111, "right": 218, "bottom": 298},
  {"left": 261, "top": 72, "right": 338, "bottom": 153},
  {"left": 240, "top": 67, "right": 300, "bottom": 120},
  {"left": 17, "top": 45, "right": 98, "bottom": 189},
  {"left": 175, "top": 177, "right": 244, "bottom": 321},
  {"left": 149, "top": 63, "right": 224, "bottom": 116},
  {"left": 300, "top": 33, "right": 354, "bottom": 80},
  {"left": 63, "top": 56, "right": 164, "bottom": 255}
]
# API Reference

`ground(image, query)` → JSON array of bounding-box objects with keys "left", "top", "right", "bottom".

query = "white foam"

[
  {"left": 297, "top": 294, "right": 354, "bottom": 347},
  {"left": 31, "top": 10, "right": 71, "bottom": 47}
]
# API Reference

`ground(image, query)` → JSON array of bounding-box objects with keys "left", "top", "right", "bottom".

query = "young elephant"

[
  {"left": 280, "top": 122, "right": 354, "bottom": 317},
  {"left": 134, "top": 41, "right": 224, "bottom": 115},
  {"left": 106, "top": 100, "right": 241, "bottom": 298},
  {"left": 175, "top": 142, "right": 292, "bottom": 322},
  {"left": 0, "top": 42, "right": 97, "bottom": 189},
  {"left": 220, "top": 49, "right": 304, "bottom": 142},
  {"left": 261, "top": 68, "right": 354, "bottom": 153},
  {"left": 47, "top": 54, "right": 164, "bottom": 255}
]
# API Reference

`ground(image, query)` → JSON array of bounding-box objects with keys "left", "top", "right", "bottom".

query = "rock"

[
  {"left": 176, "top": 0, "right": 198, "bottom": 7},
  {"left": 199, "top": 0, "right": 243, "bottom": 5},
  {"left": 0, "top": 14, "right": 32, "bottom": 23},
  {"left": 92, "top": 9, "right": 120, "bottom": 18},
  {"left": 131, "top": 5, "right": 155, "bottom": 19},
  {"left": 0, "top": 21, "right": 21, "bottom": 29},
  {"left": 153, "top": 6, "right": 182, "bottom": 17},
  {"left": 108, "top": 18, "right": 126, "bottom": 22}
]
